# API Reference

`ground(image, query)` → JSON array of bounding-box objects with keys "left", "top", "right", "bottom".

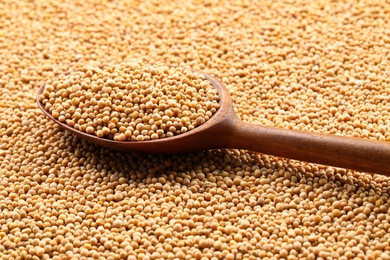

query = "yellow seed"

[
  {"left": 199, "top": 239, "right": 209, "bottom": 249},
  {"left": 112, "top": 219, "right": 122, "bottom": 228},
  {"left": 85, "top": 126, "right": 94, "bottom": 134}
]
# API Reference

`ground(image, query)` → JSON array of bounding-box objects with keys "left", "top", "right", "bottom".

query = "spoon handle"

[{"left": 228, "top": 121, "right": 390, "bottom": 176}]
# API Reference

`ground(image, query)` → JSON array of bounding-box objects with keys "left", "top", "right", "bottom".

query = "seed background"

[{"left": 0, "top": 0, "right": 390, "bottom": 260}]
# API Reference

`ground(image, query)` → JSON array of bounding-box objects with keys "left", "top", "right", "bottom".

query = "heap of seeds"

[
  {"left": 38, "top": 64, "right": 220, "bottom": 141},
  {"left": 1, "top": 0, "right": 390, "bottom": 259}
]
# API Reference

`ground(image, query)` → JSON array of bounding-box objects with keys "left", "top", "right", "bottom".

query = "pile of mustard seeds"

[
  {"left": 38, "top": 64, "right": 219, "bottom": 141},
  {"left": 0, "top": 0, "right": 389, "bottom": 260}
]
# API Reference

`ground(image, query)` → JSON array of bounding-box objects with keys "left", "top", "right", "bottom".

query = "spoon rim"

[{"left": 36, "top": 67, "right": 232, "bottom": 149}]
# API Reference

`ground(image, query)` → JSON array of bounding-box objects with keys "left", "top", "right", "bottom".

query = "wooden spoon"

[{"left": 36, "top": 71, "right": 390, "bottom": 176}]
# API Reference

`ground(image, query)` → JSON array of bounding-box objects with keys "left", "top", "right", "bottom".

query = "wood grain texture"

[{"left": 226, "top": 120, "right": 390, "bottom": 176}]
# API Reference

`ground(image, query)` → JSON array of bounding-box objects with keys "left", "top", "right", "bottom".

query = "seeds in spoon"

[{"left": 38, "top": 63, "right": 220, "bottom": 141}]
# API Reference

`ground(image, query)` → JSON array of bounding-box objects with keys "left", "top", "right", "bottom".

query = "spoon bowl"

[
  {"left": 37, "top": 69, "right": 390, "bottom": 176},
  {"left": 37, "top": 72, "right": 237, "bottom": 154}
]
